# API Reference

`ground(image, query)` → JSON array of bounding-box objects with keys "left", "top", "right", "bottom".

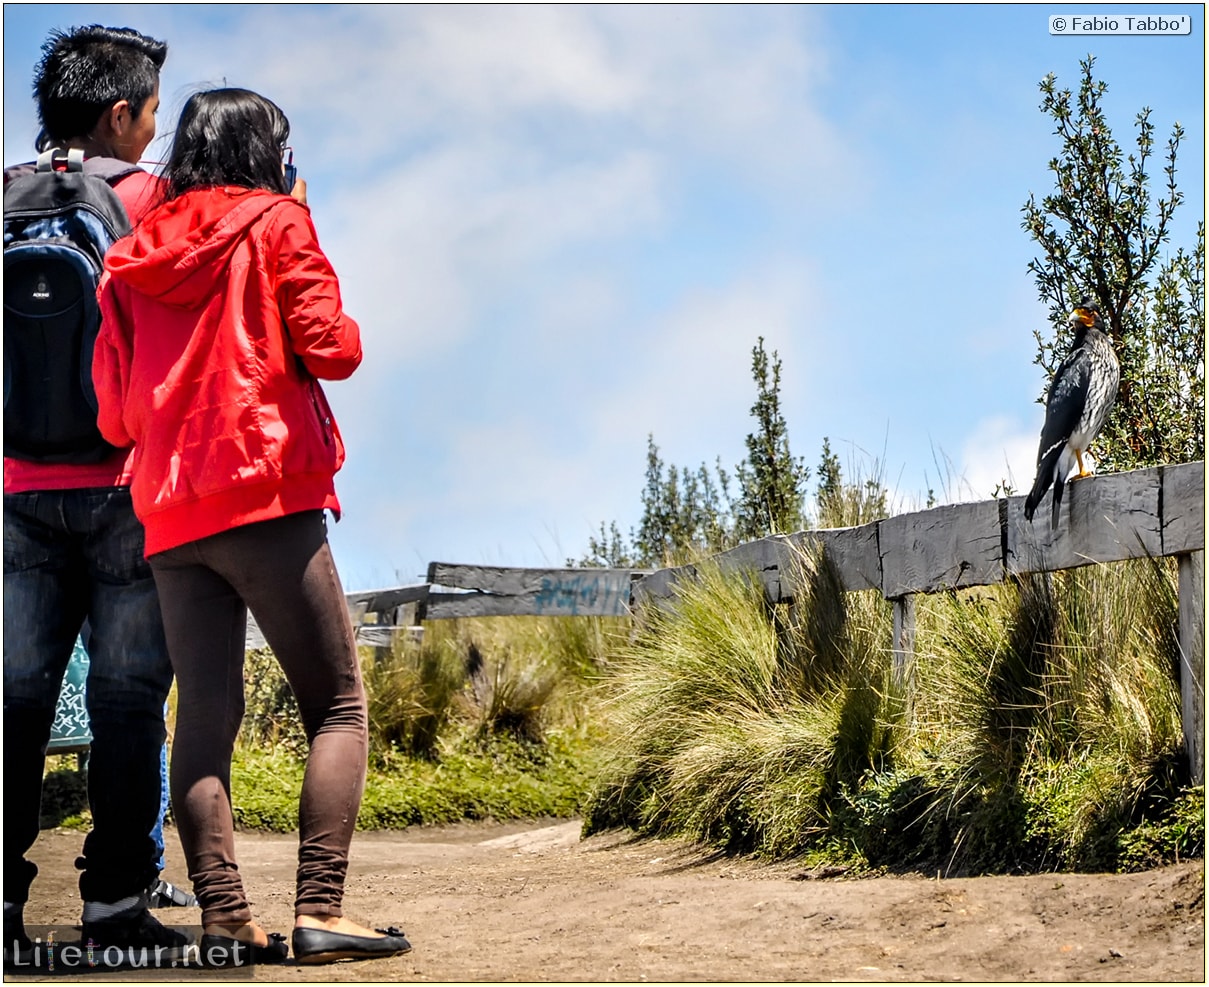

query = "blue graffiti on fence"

[{"left": 533, "top": 573, "right": 630, "bottom": 616}]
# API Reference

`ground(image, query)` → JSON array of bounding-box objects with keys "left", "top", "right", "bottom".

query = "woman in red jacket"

[{"left": 93, "top": 88, "right": 410, "bottom": 967}]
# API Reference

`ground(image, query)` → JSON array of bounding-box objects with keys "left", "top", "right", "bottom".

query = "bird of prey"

[{"left": 1023, "top": 298, "right": 1120, "bottom": 529}]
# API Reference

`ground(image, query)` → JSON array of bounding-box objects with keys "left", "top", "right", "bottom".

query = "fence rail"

[
  {"left": 633, "top": 462, "right": 1204, "bottom": 602},
  {"left": 631, "top": 462, "right": 1205, "bottom": 783},
  {"left": 246, "top": 461, "right": 1204, "bottom": 781}
]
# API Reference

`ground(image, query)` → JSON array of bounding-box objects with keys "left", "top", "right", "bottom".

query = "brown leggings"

[{"left": 149, "top": 510, "right": 367, "bottom": 926}]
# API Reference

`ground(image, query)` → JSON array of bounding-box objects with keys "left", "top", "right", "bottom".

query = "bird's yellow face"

[{"left": 1072, "top": 307, "right": 1098, "bottom": 327}]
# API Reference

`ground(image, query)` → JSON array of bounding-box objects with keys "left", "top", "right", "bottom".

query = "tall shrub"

[{"left": 1022, "top": 56, "right": 1204, "bottom": 470}]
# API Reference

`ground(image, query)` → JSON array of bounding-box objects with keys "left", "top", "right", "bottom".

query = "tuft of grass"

[
  {"left": 583, "top": 545, "right": 895, "bottom": 858},
  {"left": 584, "top": 548, "right": 1199, "bottom": 874},
  {"left": 364, "top": 628, "right": 465, "bottom": 759},
  {"left": 229, "top": 614, "right": 622, "bottom": 830},
  {"left": 901, "top": 557, "right": 1188, "bottom": 873},
  {"left": 241, "top": 647, "right": 307, "bottom": 755}
]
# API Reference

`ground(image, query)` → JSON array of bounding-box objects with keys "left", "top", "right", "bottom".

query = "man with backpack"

[{"left": 3, "top": 25, "right": 187, "bottom": 963}]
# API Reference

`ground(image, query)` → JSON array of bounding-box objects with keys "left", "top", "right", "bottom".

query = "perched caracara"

[{"left": 1023, "top": 298, "right": 1120, "bottom": 529}]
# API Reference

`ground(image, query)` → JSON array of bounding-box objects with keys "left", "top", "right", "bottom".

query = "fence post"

[
  {"left": 892, "top": 594, "right": 916, "bottom": 688},
  {"left": 1178, "top": 551, "right": 1205, "bottom": 785}
]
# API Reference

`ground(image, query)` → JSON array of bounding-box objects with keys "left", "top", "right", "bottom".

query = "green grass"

[
  {"left": 583, "top": 545, "right": 898, "bottom": 857},
  {"left": 231, "top": 614, "right": 624, "bottom": 830},
  {"left": 39, "top": 755, "right": 90, "bottom": 830},
  {"left": 582, "top": 548, "right": 1202, "bottom": 874},
  {"left": 230, "top": 727, "right": 602, "bottom": 831}
]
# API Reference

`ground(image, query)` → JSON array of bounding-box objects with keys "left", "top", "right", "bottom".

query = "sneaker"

[
  {"left": 81, "top": 899, "right": 191, "bottom": 963},
  {"left": 146, "top": 878, "right": 197, "bottom": 909},
  {"left": 3, "top": 903, "right": 32, "bottom": 968}
]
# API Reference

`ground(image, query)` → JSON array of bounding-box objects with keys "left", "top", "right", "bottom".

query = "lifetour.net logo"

[{"left": 8, "top": 927, "right": 253, "bottom": 976}]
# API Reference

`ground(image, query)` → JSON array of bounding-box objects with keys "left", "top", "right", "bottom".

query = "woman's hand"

[{"left": 291, "top": 177, "right": 308, "bottom": 204}]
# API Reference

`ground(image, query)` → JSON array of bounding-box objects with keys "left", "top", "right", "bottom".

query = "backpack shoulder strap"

[
  {"left": 81, "top": 156, "right": 143, "bottom": 186},
  {"left": 28, "top": 147, "right": 141, "bottom": 186}
]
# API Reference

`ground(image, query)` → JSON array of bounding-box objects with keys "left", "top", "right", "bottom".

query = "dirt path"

[{"left": 12, "top": 820, "right": 1206, "bottom": 983}]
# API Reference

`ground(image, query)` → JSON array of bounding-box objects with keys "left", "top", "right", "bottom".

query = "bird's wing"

[{"left": 1036, "top": 346, "right": 1091, "bottom": 465}]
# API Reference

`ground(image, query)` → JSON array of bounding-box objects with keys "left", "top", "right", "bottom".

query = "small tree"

[
  {"left": 1022, "top": 56, "right": 1204, "bottom": 471},
  {"left": 626, "top": 437, "right": 732, "bottom": 567},
  {"left": 815, "top": 437, "right": 844, "bottom": 527},
  {"left": 732, "top": 338, "right": 810, "bottom": 541},
  {"left": 577, "top": 520, "right": 633, "bottom": 569},
  {"left": 579, "top": 338, "right": 813, "bottom": 566},
  {"left": 814, "top": 436, "right": 890, "bottom": 530}
]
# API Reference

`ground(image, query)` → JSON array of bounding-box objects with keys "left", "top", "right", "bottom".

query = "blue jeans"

[
  {"left": 3, "top": 487, "right": 173, "bottom": 906},
  {"left": 153, "top": 740, "right": 168, "bottom": 871}
]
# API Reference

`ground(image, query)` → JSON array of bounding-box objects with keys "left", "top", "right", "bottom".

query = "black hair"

[
  {"left": 161, "top": 88, "right": 292, "bottom": 200},
  {"left": 33, "top": 25, "right": 167, "bottom": 150}
]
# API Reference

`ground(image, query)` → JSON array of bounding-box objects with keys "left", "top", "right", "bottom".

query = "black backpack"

[{"left": 3, "top": 148, "right": 139, "bottom": 463}]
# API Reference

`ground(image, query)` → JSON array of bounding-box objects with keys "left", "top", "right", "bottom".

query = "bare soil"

[{"left": 12, "top": 820, "right": 1206, "bottom": 983}]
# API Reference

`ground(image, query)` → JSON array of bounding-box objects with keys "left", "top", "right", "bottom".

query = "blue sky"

[{"left": 4, "top": 4, "right": 1204, "bottom": 592}]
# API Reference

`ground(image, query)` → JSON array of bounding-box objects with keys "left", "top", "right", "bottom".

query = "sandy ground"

[{"left": 9, "top": 819, "right": 1206, "bottom": 984}]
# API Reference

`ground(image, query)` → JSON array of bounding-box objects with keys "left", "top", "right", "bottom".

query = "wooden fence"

[
  {"left": 247, "top": 461, "right": 1205, "bottom": 782},
  {"left": 633, "top": 461, "right": 1205, "bottom": 784}
]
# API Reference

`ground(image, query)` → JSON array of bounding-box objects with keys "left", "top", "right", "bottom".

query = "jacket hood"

[{"left": 105, "top": 187, "right": 293, "bottom": 308}]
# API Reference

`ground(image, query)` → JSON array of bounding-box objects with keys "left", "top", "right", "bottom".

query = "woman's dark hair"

[
  {"left": 161, "top": 88, "right": 291, "bottom": 200},
  {"left": 33, "top": 24, "right": 167, "bottom": 150}
]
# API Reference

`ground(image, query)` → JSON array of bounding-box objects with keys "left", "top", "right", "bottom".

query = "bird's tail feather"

[
  {"left": 1024, "top": 447, "right": 1061, "bottom": 522},
  {"left": 1050, "top": 470, "right": 1065, "bottom": 530}
]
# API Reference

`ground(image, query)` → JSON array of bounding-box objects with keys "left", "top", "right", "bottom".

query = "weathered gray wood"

[
  {"left": 712, "top": 536, "right": 791, "bottom": 601},
  {"left": 1005, "top": 466, "right": 1164, "bottom": 575},
  {"left": 891, "top": 595, "right": 916, "bottom": 686},
  {"left": 634, "top": 465, "right": 1203, "bottom": 607},
  {"left": 425, "top": 591, "right": 618, "bottom": 620},
  {"left": 423, "top": 568, "right": 638, "bottom": 618},
  {"left": 879, "top": 500, "right": 1003, "bottom": 597},
  {"left": 427, "top": 564, "right": 642, "bottom": 617},
  {"left": 1162, "top": 461, "right": 1206, "bottom": 555},
  {"left": 429, "top": 562, "right": 629, "bottom": 592},
  {"left": 1178, "top": 551, "right": 1205, "bottom": 785},
  {"left": 427, "top": 563, "right": 640, "bottom": 616},
  {"left": 630, "top": 564, "right": 693, "bottom": 610},
  {"left": 788, "top": 523, "right": 882, "bottom": 594},
  {"left": 345, "top": 583, "right": 430, "bottom": 615},
  {"left": 246, "top": 618, "right": 267, "bottom": 650},
  {"left": 356, "top": 625, "right": 398, "bottom": 648}
]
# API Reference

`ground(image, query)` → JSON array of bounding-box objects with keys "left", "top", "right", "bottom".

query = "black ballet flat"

[
  {"left": 291, "top": 925, "right": 411, "bottom": 965},
  {"left": 198, "top": 931, "right": 289, "bottom": 967}
]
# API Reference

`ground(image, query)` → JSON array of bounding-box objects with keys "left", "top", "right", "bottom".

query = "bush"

[
  {"left": 230, "top": 614, "right": 621, "bottom": 831},
  {"left": 583, "top": 545, "right": 895, "bottom": 857},
  {"left": 584, "top": 550, "right": 1200, "bottom": 874}
]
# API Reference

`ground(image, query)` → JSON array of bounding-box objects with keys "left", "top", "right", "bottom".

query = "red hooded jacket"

[{"left": 93, "top": 186, "right": 361, "bottom": 556}]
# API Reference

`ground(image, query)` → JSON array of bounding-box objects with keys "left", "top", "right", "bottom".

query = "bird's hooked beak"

[{"left": 1069, "top": 306, "right": 1100, "bottom": 329}]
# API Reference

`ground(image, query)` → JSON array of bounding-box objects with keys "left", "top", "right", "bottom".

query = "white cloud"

[
  {"left": 953, "top": 414, "right": 1042, "bottom": 503},
  {"left": 159, "top": 6, "right": 849, "bottom": 190},
  {"left": 317, "top": 143, "right": 664, "bottom": 367},
  {"left": 603, "top": 255, "right": 824, "bottom": 459}
]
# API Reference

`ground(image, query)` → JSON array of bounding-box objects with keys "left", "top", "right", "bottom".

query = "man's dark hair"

[
  {"left": 162, "top": 88, "right": 292, "bottom": 200},
  {"left": 32, "top": 24, "right": 167, "bottom": 150}
]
